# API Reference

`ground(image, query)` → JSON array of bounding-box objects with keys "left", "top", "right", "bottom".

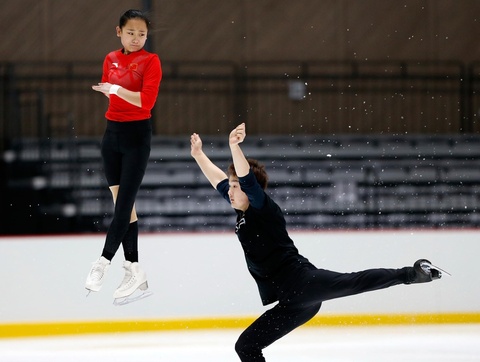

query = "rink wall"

[{"left": 0, "top": 230, "right": 479, "bottom": 338}]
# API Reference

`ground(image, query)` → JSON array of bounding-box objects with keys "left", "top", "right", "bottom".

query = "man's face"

[{"left": 228, "top": 177, "right": 249, "bottom": 211}]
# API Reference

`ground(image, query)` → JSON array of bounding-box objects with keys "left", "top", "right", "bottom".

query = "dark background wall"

[
  {"left": 2, "top": 1, "right": 480, "bottom": 235},
  {"left": 3, "top": 0, "right": 480, "bottom": 64}
]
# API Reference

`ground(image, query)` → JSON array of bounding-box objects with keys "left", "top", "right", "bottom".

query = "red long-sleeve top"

[{"left": 101, "top": 48, "right": 162, "bottom": 122}]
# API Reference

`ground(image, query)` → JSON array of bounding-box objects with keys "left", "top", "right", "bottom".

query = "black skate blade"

[{"left": 113, "top": 290, "right": 153, "bottom": 306}]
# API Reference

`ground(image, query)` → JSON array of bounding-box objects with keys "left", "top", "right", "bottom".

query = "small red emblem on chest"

[{"left": 129, "top": 63, "right": 138, "bottom": 71}]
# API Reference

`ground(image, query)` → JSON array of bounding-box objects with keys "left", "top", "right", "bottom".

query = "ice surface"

[{"left": 1, "top": 324, "right": 479, "bottom": 362}]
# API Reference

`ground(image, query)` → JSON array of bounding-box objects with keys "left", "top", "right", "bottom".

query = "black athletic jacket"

[{"left": 217, "top": 169, "right": 313, "bottom": 305}]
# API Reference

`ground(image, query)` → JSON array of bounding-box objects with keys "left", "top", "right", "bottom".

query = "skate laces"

[
  {"left": 118, "top": 264, "right": 136, "bottom": 291},
  {"left": 420, "top": 261, "right": 431, "bottom": 274},
  {"left": 89, "top": 260, "right": 108, "bottom": 281}
]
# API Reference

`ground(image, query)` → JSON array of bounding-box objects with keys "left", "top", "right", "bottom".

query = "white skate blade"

[
  {"left": 85, "top": 288, "right": 99, "bottom": 297},
  {"left": 425, "top": 262, "right": 452, "bottom": 276},
  {"left": 431, "top": 263, "right": 452, "bottom": 276},
  {"left": 113, "top": 290, "right": 153, "bottom": 306}
]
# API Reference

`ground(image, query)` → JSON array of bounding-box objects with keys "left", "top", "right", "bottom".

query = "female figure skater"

[
  {"left": 85, "top": 9, "right": 162, "bottom": 304},
  {"left": 191, "top": 123, "right": 443, "bottom": 361}
]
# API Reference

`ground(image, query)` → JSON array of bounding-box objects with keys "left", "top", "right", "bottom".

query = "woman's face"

[{"left": 116, "top": 18, "right": 148, "bottom": 55}]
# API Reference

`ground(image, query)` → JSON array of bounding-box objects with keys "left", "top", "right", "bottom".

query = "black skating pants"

[
  {"left": 100, "top": 120, "right": 151, "bottom": 261},
  {"left": 235, "top": 266, "right": 410, "bottom": 362}
]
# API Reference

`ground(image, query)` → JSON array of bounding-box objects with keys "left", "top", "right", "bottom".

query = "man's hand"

[
  {"left": 190, "top": 133, "right": 203, "bottom": 158},
  {"left": 190, "top": 132, "right": 228, "bottom": 189},
  {"left": 229, "top": 123, "right": 246, "bottom": 147}
]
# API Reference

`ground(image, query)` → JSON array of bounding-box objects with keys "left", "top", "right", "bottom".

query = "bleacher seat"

[{"left": 4, "top": 134, "right": 480, "bottom": 232}]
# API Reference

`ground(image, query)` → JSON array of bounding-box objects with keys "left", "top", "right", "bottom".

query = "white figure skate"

[
  {"left": 85, "top": 256, "right": 111, "bottom": 296},
  {"left": 113, "top": 261, "right": 152, "bottom": 306}
]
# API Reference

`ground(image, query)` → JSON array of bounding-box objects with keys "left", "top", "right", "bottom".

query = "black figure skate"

[{"left": 410, "top": 259, "right": 450, "bottom": 284}]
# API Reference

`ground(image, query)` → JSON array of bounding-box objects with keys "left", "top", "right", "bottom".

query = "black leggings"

[
  {"left": 235, "top": 266, "right": 410, "bottom": 362},
  {"left": 100, "top": 120, "right": 151, "bottom": 262}
]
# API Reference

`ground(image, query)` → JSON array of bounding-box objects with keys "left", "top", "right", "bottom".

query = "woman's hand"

[
  {"left": 190, "top": 133, "right": 203, "bottom": 157},
  {"left": 229, "top": 123, "right": 246, "bottom": 147},
  {"left": 92, "top": 82, "right": 113, "bottom": 96}
]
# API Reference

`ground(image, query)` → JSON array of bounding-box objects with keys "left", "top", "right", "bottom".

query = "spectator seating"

[{"left": 3, "top": 134, "right": 480, "bottom": 233}]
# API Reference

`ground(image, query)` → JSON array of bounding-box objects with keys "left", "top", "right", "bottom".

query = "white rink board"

[{"left": 0, "top": 229, "right": 477, "bottom": 323}]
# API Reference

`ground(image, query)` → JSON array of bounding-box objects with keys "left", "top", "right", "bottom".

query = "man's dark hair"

[{"left": 228, "top": 158, "right": 269, "bottom": 190}]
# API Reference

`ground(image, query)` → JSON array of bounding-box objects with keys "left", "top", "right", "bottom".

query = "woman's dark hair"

[
  {"left": 228, "top": 159, "right": 269, "bottom": 190},
  {"left": 119, "top": 9, "right": 151, "bottom": 30}
]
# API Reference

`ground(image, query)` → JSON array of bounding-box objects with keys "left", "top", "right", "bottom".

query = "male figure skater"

[{"left": 190, "top": 123, "right": 443, "bottom": 362}]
